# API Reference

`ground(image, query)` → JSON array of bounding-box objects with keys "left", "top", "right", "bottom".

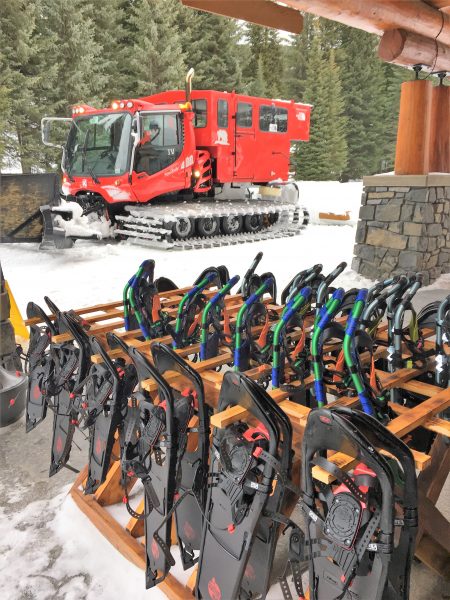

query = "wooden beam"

[
  {"left": 424, "top": 0, "right": 450, "bottom": 10},
  {"left": 181, "top": 0, "right": 303, "bottom": 34},
  {"left": 379, "top": 29, "right": 450, "bottom": 72},
  {"left": 283, "top": 0, "right": 450, "bottom": 45}
]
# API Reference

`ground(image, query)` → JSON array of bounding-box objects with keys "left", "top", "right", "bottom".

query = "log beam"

[
  {"left": 181, "top": 0, "right": 303, "bottom": 34},
  {"left": 379, "top": 29, "right": 450, "bottom": 72},
  {"left": 283, "top": 0, "right": 450, "bottom": 45}
]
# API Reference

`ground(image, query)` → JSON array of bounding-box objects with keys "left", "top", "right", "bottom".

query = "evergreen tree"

[
  {"left": 0, "top": 0, "right": 38, "bottom": 171},
  {"left": 380, "top": 63, "right": 412, "bottom": 170},
  {"left": 121, "top": 0, "right": 185, "bottom": 96},
  {"left": 248, "top": 57, "right": 267, "bottom": 96},
  {"left": 337, "top": 27, "right": 387, "bottom": 178},
  {"left": 89, "top": 0, "right": 126, "bottom": 102},
  {"left": 244, "top": 24, "right": 285, "bottom": 97},
  {"left": 178, "top": 8, "right": 242, "bottom": 91},
  {"left": 292, "top": 20, "right": 347, "bottom": 180}
]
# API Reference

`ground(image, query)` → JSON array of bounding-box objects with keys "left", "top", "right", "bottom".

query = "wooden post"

[
  {"left": 395, "top": 79, "right": 432, "bottom": 175},
  {"left": 429, "top": 83, "right": 450, "bottom": 173}
]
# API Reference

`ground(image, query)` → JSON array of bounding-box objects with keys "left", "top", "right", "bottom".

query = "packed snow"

[{"left": 1, "top": 180, "right": 449, "bottom": 600}]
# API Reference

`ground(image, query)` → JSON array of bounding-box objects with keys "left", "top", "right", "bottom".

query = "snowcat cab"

[{"left": 40, "top": 69, "right": 311, "bottom": 249}]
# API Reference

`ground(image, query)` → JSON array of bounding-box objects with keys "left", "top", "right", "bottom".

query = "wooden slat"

[{"left": 389, "top": 403, "right": 450, "bottom": 437}]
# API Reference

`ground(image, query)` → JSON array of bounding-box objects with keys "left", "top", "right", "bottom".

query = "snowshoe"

[
  {"left": 25, "top": 302, "right": 57, "bottom": 432},
  {"left": 82, "top": 335, "right": 137, "bottom": 494},
  {"left": 151, "top": 342, "right": 210, "bottom": 570},
  {"left": 48, "top": 312, "right": 91, "bottom": 476},
  {"left": 332, "top": 407, "right": 418, "bottom": 599},
  {"left": 272, "top": 286, "right": 311, "bottom": 394},
  {"left": 240, "top": 377, "right": 299, "bottom": 599},
  {"left": 195, "top": 371, "right": 281, "bottom": 600},
  {"left": 170, "top": 269, "right": 219, "bottom": 350},
  {"left": 238, "top": 251, "right": 277, "bottom": 302},
  {"left": 302, "top": 407, "right": 395, "bottom": 600},
  {"left": 234, "top": 276, "right": 276, "bottom": 371},
  {"left": 200, "top": 275, "right": 240, "bottom": 361},
  {"left": 435, "top": 294, "right": 450, "bottom": 389}
]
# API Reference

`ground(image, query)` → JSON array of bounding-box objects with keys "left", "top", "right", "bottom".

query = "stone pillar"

[{"left": 352, "top": 174, "right": 450, "bottom": 285}]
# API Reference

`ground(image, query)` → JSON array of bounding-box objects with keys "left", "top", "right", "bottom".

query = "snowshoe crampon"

[
  {"left": 195, "top": 371, "right": 283, "bottom": 600},
  {"left": 302, "top": 408, "right": 396, "bottom": 600}
]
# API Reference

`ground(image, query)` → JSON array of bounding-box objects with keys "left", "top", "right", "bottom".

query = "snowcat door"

[
  {"left": 131, "top": 111, "right": 188, "bottom": 202},
  {"left": 233, "top": 101, "right": 255, "bottom": 181}
]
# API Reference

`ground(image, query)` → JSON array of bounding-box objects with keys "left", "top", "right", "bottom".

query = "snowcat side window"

[
  {"left": 192, "top": 99, "right": 207, "bottom": 128},
  {"left": 237, "top": 102, "right": 253, "bottom": 128},
  {"left": 217, "top": 99, "right": 228, "bottom": 128},
  {"left": 259, "top": 105, "right": 288, "bottom": 133},
  {"left": 136, "top": 112, "right": 183, "bottom": 176}
]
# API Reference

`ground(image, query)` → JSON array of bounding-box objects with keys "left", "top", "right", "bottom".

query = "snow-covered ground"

[
  {"left": 2, "top": 181, "right": 368, "bottom": 316},
  {"left": 1, "top": 180, "right": 449, "bottom": 600}
]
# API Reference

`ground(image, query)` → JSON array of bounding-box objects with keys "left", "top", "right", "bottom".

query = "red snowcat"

[{"left": 41, "top": 70, "right": 311, "bottom": 249}]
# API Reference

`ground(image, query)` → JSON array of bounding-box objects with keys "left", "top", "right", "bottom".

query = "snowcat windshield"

[{"left": 65, "top": 112, "right": 132, "bottom": 177}]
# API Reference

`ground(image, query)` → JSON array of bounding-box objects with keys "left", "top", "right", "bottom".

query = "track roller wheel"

[
  {"left": 244, "top": 214, "right": 262, "bottom": 233},
  {"left": 172, "top": 217, "right": 195, "bottom": 240},
  {"left": 196, "top": 217, "right": 220, "bottom": 237},
  {"left": 220, "top": 215, "right": 243, "bottom": 235}
]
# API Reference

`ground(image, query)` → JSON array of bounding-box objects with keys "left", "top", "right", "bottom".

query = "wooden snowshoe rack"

[{"left": 26, "top": 288, "right": 450, "bottom": 597}]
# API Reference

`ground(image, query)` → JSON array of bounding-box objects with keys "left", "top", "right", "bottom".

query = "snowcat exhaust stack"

[{"left": 185, "top": 68, "right": 195, "bottom": 104}]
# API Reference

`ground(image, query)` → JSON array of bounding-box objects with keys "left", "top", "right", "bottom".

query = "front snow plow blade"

[
  {"left": 40, "top": 205, "right": 75, "bottom": 250},
  {"left": 39, "top": 199, "right": 115, "bottom": 250}
]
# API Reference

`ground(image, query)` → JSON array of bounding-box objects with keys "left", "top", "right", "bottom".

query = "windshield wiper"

[
  {"left": 87, "top": 165, "right": 100, "bottom": 184},
  {"left": 81, "top": 128, "right": 101, "bottom": 184}
]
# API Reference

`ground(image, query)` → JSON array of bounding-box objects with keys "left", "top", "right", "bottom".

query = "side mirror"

[{"left": 41, "top": 117, "right": 72, "bottom": 148}]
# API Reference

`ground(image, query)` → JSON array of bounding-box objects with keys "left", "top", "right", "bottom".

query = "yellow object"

[{"left": 5, "top": 280, "right": 29, "bottom": 340}]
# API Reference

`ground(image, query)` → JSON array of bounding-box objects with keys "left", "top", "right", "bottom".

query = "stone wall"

[{"left": 353, "top": 174, "right": 450, "bottom": 285}]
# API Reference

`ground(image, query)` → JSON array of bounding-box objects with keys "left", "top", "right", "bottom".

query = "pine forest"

[{"left": 0, "top": 0, "right": 419, "bottom": 180}]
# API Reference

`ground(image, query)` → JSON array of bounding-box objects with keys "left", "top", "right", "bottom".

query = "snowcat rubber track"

[{"left": 115, "top": 200, "right": 310, "bottom": 250}]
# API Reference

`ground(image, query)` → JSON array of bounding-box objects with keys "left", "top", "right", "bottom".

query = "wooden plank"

[
  {"left": 387, "top": 387, "right": 450, "bottom": 438},
  {"left": 186, "top": 567, "right": 198, "bottom": 593},
  {"left": 71, "top": 483, "right": 191, "bottom": 598},
  {"left": 376, "top": 365, "right": 429, "bottom": 389},
  {"left": 399, "top": 379, "right": 444, "bottom": 397},
  {"left": 415, "top": 533, "right": 450, "bottom": 581},
  {"left": 389, "top": 403, "right": 450, "bottom": 437},
  {"left": 94, "top": 460, "right": 134, "bottom": 506}
]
